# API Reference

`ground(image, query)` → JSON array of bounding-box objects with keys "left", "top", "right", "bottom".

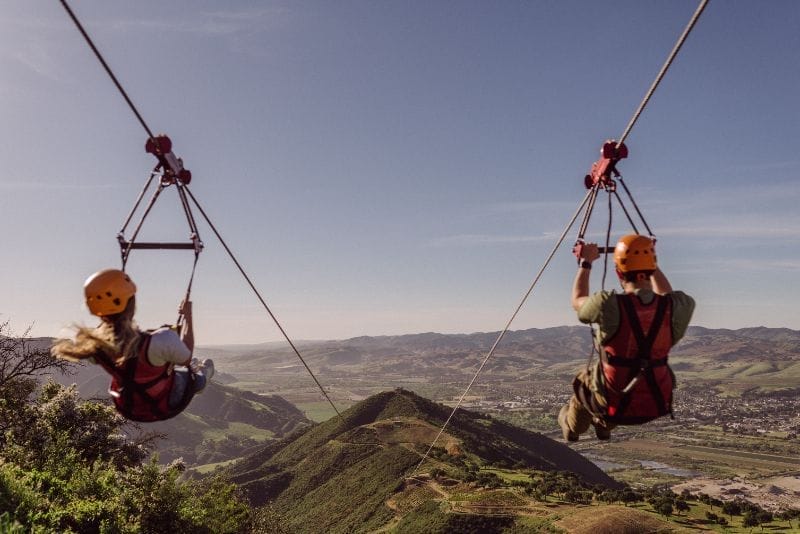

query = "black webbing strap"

[
  {"left": 614, "top": 294, "right": 670, "bottom": 417},
  {"left": 129, "top": 332, "right": 197, "bottom": 419},
  {"left": 94, "top": 334, "right": 175, "bottom": 420},
  {"left": 119, "top": 335, "right": 173, "bottom": 419}
]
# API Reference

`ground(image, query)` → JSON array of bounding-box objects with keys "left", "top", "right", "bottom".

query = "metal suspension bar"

[
  {"left": 122, "top": 243, "right": 197, "bottom": 250},
  {"left": 175, "top": 183, "right": 204, "bottom": 253},
  {"left": 576, "top": 184, "right": 601, "bottom": 241},
  {"left": 119, "top": 168, "right": 159, "bottom": 235},
  {"left": 611, "top": 190, "right": 640, "bottom": 235},
  {"left": 617, "top": 177, "right": 654, "bottom": 237},
  {"left": 119, "top": 185, "right": 165, "bottom": 269}
]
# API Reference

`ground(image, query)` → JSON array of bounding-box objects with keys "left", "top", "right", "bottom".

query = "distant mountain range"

[
  {"left": 198, "top": 325, "right": 800, "bottom": 387},
  {"left": 23, "top": 324, "right": 800, "bottom": 469},
  {"left": 226, "top": 388, "right": 618, "bottom": 533}
]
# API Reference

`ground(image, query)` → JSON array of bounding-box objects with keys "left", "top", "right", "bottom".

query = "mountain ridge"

[
  {"left": 199, "top": 325, "right": 800, "bottom": 350},
  {"left": 226, "top": 388, "right": 618, "bottom": 532}
]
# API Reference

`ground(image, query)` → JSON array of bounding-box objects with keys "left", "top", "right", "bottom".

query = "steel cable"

[
  {"left": 59, "top": 0, "right": 155, "bottom": 141},
  {"left": 184, "top": 186, "right": 342, "bottom": 419},
  {"left": 411, "top": 0, "right": 709, "bottom": 474},
  {"left": 410, "top": 188, "right": 595, "bottom": 476},
  {"left": 617, "top": 0, "right": 709, "bottom": 148},
  {"left": 59, "top": 0, "right": 341, "bottom": 419}
]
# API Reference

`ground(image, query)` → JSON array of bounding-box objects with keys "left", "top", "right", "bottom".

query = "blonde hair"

[{"left": 52, "top": 298, "right": 141, "bottom": 366}]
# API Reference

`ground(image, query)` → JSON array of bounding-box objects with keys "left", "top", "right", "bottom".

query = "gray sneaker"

[{"left": 201, "top": 359, "right": 215, "bottom": 382}]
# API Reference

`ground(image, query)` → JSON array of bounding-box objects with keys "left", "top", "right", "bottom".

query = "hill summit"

[{"left": 228, "top": 388, "right": 616, "bottom": 532}]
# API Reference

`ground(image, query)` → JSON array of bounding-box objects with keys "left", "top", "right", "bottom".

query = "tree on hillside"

[
  {"left": 778, "top": 509, "right": 800, "bottom": 530},
  {"left": 2, "top": 381, "right": 156, "bottom": 470},
  {"left": 743, "top": 511, "right": 759, "bottom": 532},
  {"left": 656, "top": 499, "right": 673, "bottom": 517},
  {"left": 722, "top": 500, "right": 741, "bottom": 520},
  {"left": 755, "top": 510, "right": 773, "bottom": 530},
  {"left": 0, "top": 322, "right": 71, "bottom": 437},
  {"left": 0, "top": 322, "right": 70, "bottom": 387},
  {"left": 675, "top": 498, "right": 690, "bottom": 516},
  {"left": 597, "top": 489, "right": 619, "bottom": 504},
  {"left": 0, "top": 380, "right": 252, "bottom": 533},
  {"left": 528, "top": 477, "right": 556, "bottom": 502},
  {"left": 476, "top": 471, "right": 502, "bottom": 488},
  {"left": 612, "top": 487, "right": 637, "bottom": 506}
]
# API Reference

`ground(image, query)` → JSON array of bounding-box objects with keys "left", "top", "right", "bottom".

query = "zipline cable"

[
  {"left": 617, "top": 0, "right": 709, "bottom": 148},
  {"left": 410, "top": 187, "right": 596, "bottom": 476},
  {"left": 184, "top": 186, "right": 342, "bottom": 419},
  {"left": 412, "top": 0, "right": 709, "bottom": 475},
  {"left": 59, "top": 0, "right": 155, "bottom": 141},
  {"left": 58, "top": 0, "right": 342, "bottom": 419}
]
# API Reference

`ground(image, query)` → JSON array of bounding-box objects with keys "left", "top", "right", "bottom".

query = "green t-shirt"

[{"left": 577, "top": 288, "right": 695, "bottom": 345}]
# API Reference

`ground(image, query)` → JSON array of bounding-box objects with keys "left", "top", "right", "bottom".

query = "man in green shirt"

[{"left": 559, "top": 235, "right": 695, "bottom": 441}]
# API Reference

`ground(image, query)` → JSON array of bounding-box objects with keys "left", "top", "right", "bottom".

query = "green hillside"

[
  {"left": 46, "top": 358, "right": 312, "bottom": 466},
  {"left": 227, "top": 388, "right": 617, "bottom": 533},
  {"left": 149, "top": 382, "right": 312, "bottom": 465}
]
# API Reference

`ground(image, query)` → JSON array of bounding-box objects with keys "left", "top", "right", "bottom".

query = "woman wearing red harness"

[
  {"left": 559, "top": 235, "right": 695, "bottom": 441},
  {"left": 52, "top": 269, "right": 214, "bottom": 422}
]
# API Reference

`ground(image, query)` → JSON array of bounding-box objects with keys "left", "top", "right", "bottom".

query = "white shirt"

[{"left": 146, "top": 327, "right": 192, "bottom": 367}]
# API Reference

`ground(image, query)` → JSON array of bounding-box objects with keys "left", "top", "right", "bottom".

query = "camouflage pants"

[{"left": 560, "top": 369, "right": 616, "bottom": 437}]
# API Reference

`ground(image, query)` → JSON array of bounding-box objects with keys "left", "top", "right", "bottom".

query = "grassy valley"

[
  {"left": 199, "top": 325, "right": 800, "bottom": 527},
  {"left": 6, "top": 326, "right": 798, "bottom": 532}
]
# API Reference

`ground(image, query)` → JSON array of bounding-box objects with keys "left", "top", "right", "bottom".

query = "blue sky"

[{"left": 1, "top": 1, "right": 798, "bottom": 344}]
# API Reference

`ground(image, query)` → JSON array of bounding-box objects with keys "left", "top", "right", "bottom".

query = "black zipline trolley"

[{"left": 117, "top": 135, "right": 203, "bottom": 327}]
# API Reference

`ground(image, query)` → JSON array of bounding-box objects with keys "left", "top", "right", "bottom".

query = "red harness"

[
  {"left": 600, "top": 293, "right": 674, "bottom": 424},
  {"left": 94, "top": 333, "right": 195, "bottom": 422}
]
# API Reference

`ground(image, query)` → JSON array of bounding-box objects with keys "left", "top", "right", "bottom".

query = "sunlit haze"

[{"left": 1, "top": 1, "right": 798, "bottom": 344}]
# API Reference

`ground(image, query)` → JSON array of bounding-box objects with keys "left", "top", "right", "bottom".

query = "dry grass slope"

[{"left": 556, "top": 505, "right": 688, "bottom": 534}]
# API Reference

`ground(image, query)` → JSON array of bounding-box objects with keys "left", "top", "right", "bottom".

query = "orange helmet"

[
  {"left": 613, "top": 234, "right": 657, "bottom": 273},
  {"left": 84, "top": 269, "right": 137, "bottom": 317}
]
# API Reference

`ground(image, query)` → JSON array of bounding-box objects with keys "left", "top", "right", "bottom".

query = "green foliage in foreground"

[
  {"left": 0, "top": 381, "right": 254, "bottom": 533},
  {"left": 276, "top": 445, "right": 419, "bottom": 533}
]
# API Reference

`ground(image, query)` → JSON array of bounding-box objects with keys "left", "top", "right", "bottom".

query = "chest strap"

[{"left": 613, "top": 294, "right": 671, "bottom": 418}]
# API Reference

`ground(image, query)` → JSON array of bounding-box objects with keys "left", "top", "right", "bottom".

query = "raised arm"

[
  {"left": 572, "top": 243, "right": 599, "bottom": 312},
  {"left": 179, "top": 299, "right": 195, "bottom": 355},
  {"left": 650, "top": 268, "right": 673, "bottom": 295}
]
